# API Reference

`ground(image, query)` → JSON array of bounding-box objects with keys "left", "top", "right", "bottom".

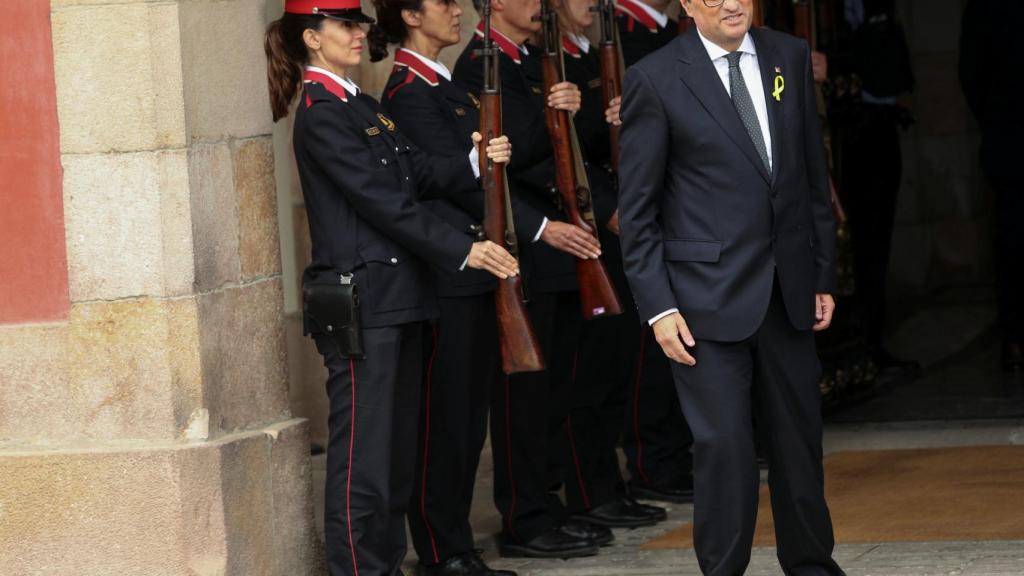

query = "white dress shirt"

[
  {"left": 647, "top": 29, "right": 774, "bottom": 326},
  {"left": 630, "top": 0, "right": 669, "bottom": 29},
  {"left": 305, "top": 66, "right": 361, "bottom": 97}
]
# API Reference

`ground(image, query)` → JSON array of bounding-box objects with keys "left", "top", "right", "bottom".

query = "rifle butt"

[
  {"left": 495, "top": 277, "right": 546, "bottom": 373},
  {"left": 575, "top": 258, "right": 623, "bottom": 320}
]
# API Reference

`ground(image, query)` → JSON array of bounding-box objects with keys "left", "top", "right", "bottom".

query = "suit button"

[
  {"left": 381, "top": 158, "right": 388, "bottom": 166},
  {"left": 390, "top": 257, "right": 398, "bottom": 264},
  {"left": 395, "top": 146, "right": 399, "bottom": 152}
]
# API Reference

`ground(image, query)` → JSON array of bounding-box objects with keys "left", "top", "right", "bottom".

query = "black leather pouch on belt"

[{"left": 302, "top": 274, "right": 366, "bottom": 359}]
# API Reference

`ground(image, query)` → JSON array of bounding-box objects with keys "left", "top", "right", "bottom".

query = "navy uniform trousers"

[
  {"left": 672, "top": 278, "right": 840, "bottom": 576},
  {"left": 317, "top": 325, "right": 424, "bottom": 576},
  {"left": 408, "top": 294, "right": 500, "bottom": 563}
]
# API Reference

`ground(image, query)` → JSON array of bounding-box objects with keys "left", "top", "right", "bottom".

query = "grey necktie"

[{"left": 726, "top": 51, "right": 770, "bottom": 172}]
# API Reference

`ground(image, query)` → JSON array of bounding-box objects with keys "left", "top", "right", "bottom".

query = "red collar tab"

[
  {"left": 614, "top": 0, "right": 658, "bottom": 33},
  {"left": 285, "top": 0, "right": 361, "bottom": 13},
  {"left": 303, "top": 69, "right": 349, "bottom": 102},
  {"left": 475, "top": 21, "right": 522, "bottom": 65},
  {"left": 393, "top": 50, "right": 440, "bottom": 86},
  {"left": 562, "top": 35, "right": 582, "bottom": 58}
]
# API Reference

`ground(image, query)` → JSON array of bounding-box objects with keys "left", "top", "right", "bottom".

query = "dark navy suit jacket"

[{"left": 618, "top": 27, "right": 836, "bottom": 342}]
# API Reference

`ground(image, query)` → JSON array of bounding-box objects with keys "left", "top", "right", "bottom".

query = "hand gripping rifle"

[
  {"left": 476, "top": 0, "right": 546, "bottom": 373},
  {"left": 538, "top": 0, "right": 623, "bottom": 320}
]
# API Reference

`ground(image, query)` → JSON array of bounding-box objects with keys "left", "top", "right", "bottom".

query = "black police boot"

[
  {"left": 627, "top": 477, "right": 695, "bottom": 504},
  {"left": 499, "top": 526, "right": 599, "bottom": 559},
  {"left": 422, "top": 552, "right": 517, "bottom": 576},
  {"left": 559, "top": 518, "right": 615, "bottom": 546},
  {"left": 573, "top": 496, "right": 664, "bottom": 528}
]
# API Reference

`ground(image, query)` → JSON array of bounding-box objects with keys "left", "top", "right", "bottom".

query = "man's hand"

[
  {"left": 653, "top": 312, "right": 697, "bottom": 366},
  {"left": 813, "top": 293, "right": 835, "bottom": 332},
  {"left": 540, "top": 220, "right": 602, "bottom": 259},
  {"left": 547, "top": 81, "right": 582, "bottom": 114},
  {"left": 467, "top": 240, "right": 519, "bottom": 279},
  {"left": 605, "top": 96, "right": 621, "bottom": 126},
  {"left": 811, "top": 51, "right": 828, "bottom": 84}
]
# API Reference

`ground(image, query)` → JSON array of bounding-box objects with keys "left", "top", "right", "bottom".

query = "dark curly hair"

[{"left": 368, "top": 0, "right": 427, "bottom": 62}]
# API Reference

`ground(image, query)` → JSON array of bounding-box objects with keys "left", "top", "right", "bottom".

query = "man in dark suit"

[{"left": 618, "top": 0, "right": 845, "bottom": 574}]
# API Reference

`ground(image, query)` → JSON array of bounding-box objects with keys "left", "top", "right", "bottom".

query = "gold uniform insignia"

[
  {"left": 365, "top": 127, "right": 381, "bottom": 136},
  {"left": 377, "top": 113, "right": 396, "bottom": 132},
  {"left": 587, "top": 78, "right": 601, "bottom": 90},
  {"left": 530, "top": 86, "right": 543, "bottom": 95},
  {"left": 454, "top": 107, "right": 467, "bottom": 117}
]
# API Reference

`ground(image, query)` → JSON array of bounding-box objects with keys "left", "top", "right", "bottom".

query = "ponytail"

[
  {"left": 368, "top": 0, "right": 424, "bottom": 62},
  {"left": 265, "top": 14, "right": 325, "bottom": 122}
]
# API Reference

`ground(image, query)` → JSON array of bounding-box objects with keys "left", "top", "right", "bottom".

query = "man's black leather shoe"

[
  {"left": 560, "top": 518, "right": 615, "bottom": 546},
  {"left": 498, "top": 527, "right": 598, "bottom": 559},
  {"left": 625, "top": 496, "right": 668, "bottom": 521},
  {"left": 628, "top": 479, "right": 694, "bottom": 504},
  {"left": 573, "top": 497, "right": 663, "bottom": 528},
  {"left": 421, "top": 552, "right": 517, "bottom": 576}
]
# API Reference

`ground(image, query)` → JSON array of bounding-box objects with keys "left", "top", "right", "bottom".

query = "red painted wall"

[{"left": 0, "top": 1, "right": 70, "bottom": 324}]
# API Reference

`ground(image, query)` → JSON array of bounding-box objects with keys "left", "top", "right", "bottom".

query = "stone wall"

[{"left": 0, "top": 1, "right": 320, "bottom": 574}]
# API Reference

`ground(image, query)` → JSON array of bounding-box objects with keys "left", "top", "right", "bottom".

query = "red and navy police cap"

[{"left": 285, "top": 0, "right": 375, "bottom": 24}]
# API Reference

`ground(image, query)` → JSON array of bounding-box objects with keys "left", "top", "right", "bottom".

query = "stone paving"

[{"left": 312, "top": 419, "right": 1024, "bottom": 575}]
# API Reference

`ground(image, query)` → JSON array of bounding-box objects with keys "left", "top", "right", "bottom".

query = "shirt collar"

[
  {"left": 567, "top": 33, "right": 591, "bottom": 54},
  {"left": 475, "top": 21, "right": 528, "bottom": 63},
  {"left": 397, "top": 48, "right": 452, "bottom": 82},
  {"left": 305, "top": 66, "right": 360, "bottom": 97},
  {"left": 695, "top": 28, "right": 757, "bottom": 63}
]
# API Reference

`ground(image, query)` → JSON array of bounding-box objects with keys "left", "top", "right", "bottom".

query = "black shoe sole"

[
  {"left": 498, "top": 543, "right": 599, "bottom": 559},
  {"left": 571, "top": 512, "right": 661, "bottom": 528},
  {"left": 629, "top": 484, "right": 694, "bottom": 504}
]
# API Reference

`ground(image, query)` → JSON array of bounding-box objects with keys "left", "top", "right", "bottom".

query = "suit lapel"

[
  {"left": 676, "top": 31, "right": 770, "bottom": 184},
  {"left": 751, "top": 28, "right": 782, "bottom": 185}
]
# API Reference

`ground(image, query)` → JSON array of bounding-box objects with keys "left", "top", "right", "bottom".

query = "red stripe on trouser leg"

[
  {"left": 503, "top": 375, "right": 519, "bottom": 540},
  {"left": 632, "top": 327, "right": 651, "bottom": 484},
  {"left": 419, "top": 326, "right": 442, "bottom": 563},
  {"left": 347, "top": 358, "right": 361, "bottom": 576},
  {"left": 566, "top": 416, "right": 591, "bottom": 509}
]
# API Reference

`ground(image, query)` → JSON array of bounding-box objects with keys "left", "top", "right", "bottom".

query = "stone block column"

[{"left": 0, "top": 1, "right": 321, "bottom": 574}]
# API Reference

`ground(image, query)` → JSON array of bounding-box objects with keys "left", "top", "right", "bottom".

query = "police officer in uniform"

[
  {"left": 454, "top": 0, "right": 614, "bottom": 559},
  {"left": 265, "top": 3, "right": 516, "bottom": 574},
  {"left": 607, "top": 0, "right": 697, "bottom": 505},
  {"left": 547, "top": 0, "right": 667, "bottom": 528},
  {"left": 370, "top": 0, "right": 516, "bottom": 573},
  {"left": 614, "top": 0, "right": 677, "bottom": 66}
]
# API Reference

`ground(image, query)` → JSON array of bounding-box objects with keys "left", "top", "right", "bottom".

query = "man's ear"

[
  {"left": 679, "top": 0, "right": 691, "bottom": 17},
  {"left": 401, "top": 7, "right": 423, "bottom": 28},
  {"left": 492, "top": 0, "right": 506, "bottom": 13}
]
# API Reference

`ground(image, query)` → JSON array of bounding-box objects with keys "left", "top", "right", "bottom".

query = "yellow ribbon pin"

[{"left": 772, "top": 74, "right": 785, "bottom": 102}]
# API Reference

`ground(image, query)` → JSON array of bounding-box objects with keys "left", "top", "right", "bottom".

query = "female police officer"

[
  {"left": 266, "top": 2, "right": 516, "bottom": 574},
  {"left": 369, "top": 1, "right": 520, "bottom": 573}
]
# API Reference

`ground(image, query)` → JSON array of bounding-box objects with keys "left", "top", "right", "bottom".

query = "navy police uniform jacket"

[
  {"left": 294, "top": 69, "right": 480, "bottom": 330},
  {"left": 380, "top": 49, "right": 496, "bottom": 298},
  {"left": 454, "top": 24, "right": 577, "bottom": 294},
  {"left": 615, "top": 0, "right": 678, "bottom": 68}
]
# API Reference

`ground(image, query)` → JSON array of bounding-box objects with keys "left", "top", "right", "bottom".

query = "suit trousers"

[
  {"left": 490, "top": 290, "right": 582, "bottom": 542},
  {"left": 317, "top": 324, "right": 424, "bottom": 576},
  {"left": 408, "top": 295, "right": 500, "bottom": 564},
  {"left": 670, "top": 280, "right": 843, "bottom": 576}
]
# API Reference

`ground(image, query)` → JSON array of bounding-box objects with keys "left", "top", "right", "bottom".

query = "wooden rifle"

[
  {"left": 538, "top": 0, "right": 623, "bottom": 320},
  {"left": 595, "top": 0, "right": 625, "bottom": 183},
  {"left": 476, "top": 0, "right": 545, "bottom": 373}
]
